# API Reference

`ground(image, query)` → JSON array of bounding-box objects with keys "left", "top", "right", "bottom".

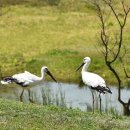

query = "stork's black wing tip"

[{"left": 109, "top": 90, "right": 112, "bottom": 94}]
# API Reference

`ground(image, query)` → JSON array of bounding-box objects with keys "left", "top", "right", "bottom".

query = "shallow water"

[{"left": 0, "top": 81, "right": 130, "bottom": 114}]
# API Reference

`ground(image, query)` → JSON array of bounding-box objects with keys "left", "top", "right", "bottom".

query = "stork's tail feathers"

[
  {"left": 1, "top": 76, "right": 16, "bottom": 85},
  {"left": 1, "top": 80, "right": 9, "bottom": 84},
  {"left": 106, "top": 87, "right": 112, "bottom": 94},
  {"left": 101, "top": 86, "right": 112, "bottom": 94},
  {"left": 93, "top": 86, "right": 112, "bottom": 94}
]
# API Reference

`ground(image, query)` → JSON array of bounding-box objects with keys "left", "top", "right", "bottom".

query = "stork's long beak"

[
  {"left": 76, "top": 62, "right": 85, "bottom": 71},
  {"left": 46, "top": 70, "right": 57, "bottom": 82}
]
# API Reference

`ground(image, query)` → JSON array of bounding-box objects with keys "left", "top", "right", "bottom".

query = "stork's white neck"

[
  {"left": 40, "top": 69, "right": 46, "bottom": 80},
  {"left": 82, "top": 61, "right": 90, "bottom": 73}
]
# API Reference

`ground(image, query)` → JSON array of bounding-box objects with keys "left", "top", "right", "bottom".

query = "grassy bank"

[
  {"left": 0, "top": 98, "right": 130, "bottom": 129},
  {"left": 0, "top": 4, "right": 130, "bottom": 85}
]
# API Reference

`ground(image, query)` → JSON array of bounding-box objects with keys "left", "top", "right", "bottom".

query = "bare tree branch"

[
  {"left": 104, "top": 0, "right": 122, "bottom": 27},
  {"left": 122, "top": 1, "right": 127, "bottom": 15},
  {"left": 94, "top": 0, "right": 130, "bottom": 115},
  {"left": 119, "top": 56, "right": 130, "bottom": 78}
]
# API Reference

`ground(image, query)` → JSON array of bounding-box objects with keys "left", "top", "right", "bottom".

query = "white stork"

[
  {"left": 1, "top": 66, "right": 57, "bottom": 101},
  {"left": 76, "top": 57, "right": 112, "bottom": 113}
]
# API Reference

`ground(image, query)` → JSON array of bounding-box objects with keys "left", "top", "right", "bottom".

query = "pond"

[{"left": 0, "top": 81, "right": 130, "bottom": 115}]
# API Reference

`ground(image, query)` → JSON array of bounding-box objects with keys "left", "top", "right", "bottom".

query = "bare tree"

[{"left": 91, "top": 0, "right": 130, "bottom": 115}]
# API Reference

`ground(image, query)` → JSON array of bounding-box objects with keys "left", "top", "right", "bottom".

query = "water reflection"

[{"left": 0, "top": 81, "right": 130, "bottom": 115}]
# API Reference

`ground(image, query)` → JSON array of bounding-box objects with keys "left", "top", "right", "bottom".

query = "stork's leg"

[
  {"left": 28, "top": 89, "right": 34, "bottom": 103},
  {"left": 91, "top": 90, "right": 95, "bottom": 113},
  {"left": 99, "top": 93, "right": 102, "bottom": 113},
  {"left": 20, "top": 88, "right": 24, "bottom": 102}
]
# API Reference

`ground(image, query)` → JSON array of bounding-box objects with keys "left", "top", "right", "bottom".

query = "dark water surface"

[{"left": 0, "top": 81, "right": 130, "bottom": 114}]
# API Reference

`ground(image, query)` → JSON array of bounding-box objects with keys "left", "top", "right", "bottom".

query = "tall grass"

[{"left": 33, "top": 86, "right": 67, "bottom": 107}]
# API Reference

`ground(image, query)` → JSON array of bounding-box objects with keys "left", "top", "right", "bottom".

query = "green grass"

[
  {"left": 0, "top": 98, "right": 130, "bottom": 130},
  {"left": 0, "top": 4, "right": 129, "bottom": 85}
]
